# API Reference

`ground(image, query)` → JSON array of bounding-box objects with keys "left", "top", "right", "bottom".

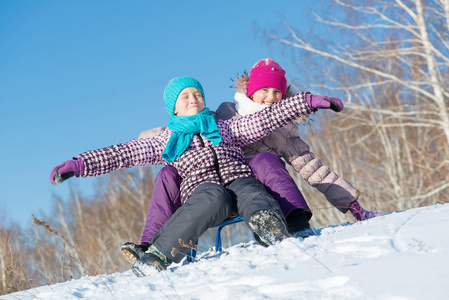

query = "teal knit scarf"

[{"left": 162, "top": 108, "right": 222, "bottom": 163}]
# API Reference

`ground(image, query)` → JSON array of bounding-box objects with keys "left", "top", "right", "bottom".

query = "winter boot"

[
  {"left": 132, "top": 245, "right": 172, "bottom": 277},
  {"left": 121, "top": 242, "right": 150, "bottom": 263},
  {"left": 286, "top": 209, "right": 314, "bottom": 238},
  {"left": 349, "top": 200, "right": 382, "bottom": 221},
  {"left": 249, "top": 210, "right": 291, "bottom": 247}
]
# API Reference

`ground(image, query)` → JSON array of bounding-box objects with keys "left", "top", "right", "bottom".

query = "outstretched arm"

[
  {"left": 224, "top": 92, "right": 343, "bottom": 147},
  {"left": 50, "top": 131, "right": 170, "bottom": 185}
]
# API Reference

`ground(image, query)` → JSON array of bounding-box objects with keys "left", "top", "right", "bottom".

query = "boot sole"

[
  {"left": 256, "top": 226, "right": 290, "bottom": 245},
  {"left": 250, "top": 211, "right": 291, "bottom": 246},
  {"left": 122, "top": 249, "right": 139, "bottom": 263}
]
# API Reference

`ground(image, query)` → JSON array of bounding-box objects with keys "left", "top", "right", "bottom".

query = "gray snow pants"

[{"left": 150, "top": 176, "right": 285, "bottom": 263}]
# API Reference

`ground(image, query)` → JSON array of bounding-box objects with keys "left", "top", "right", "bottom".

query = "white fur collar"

[{"left": 234, "top": 92, "right": 269, "bottom": 116}]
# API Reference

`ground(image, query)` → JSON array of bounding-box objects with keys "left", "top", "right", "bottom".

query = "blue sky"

[{"left": 0, "top": 0, "right": 324, "bottom": 228}]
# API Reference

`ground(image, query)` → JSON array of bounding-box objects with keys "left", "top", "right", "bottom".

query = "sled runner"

[{"left": 187, "top": 215, "right": 244, "bottom": 262}]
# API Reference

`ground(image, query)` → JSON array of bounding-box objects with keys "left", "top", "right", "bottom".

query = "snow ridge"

[{"left": 5, "top": 204, "right": 449, "bottom": 300}]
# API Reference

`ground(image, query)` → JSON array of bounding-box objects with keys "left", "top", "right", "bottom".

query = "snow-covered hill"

[{"left": 4, "top": 204, "right": 449, "bottom": 300}]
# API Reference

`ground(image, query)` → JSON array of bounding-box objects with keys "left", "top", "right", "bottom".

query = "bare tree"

[
  {"left": 0, "top": 221, "right": 33, "bottom": 296},
  {"left": 261, "top": 0, "right": 449, "bottom": 222}
]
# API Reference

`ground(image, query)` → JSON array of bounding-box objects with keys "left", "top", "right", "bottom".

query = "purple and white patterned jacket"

[{"left": 79, "top": 92, "right": 314, "bottom": 203}]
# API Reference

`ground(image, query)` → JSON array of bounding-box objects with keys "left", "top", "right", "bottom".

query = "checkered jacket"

[{"left": 79, "top": 92, "right": 314, "bottom": 203}]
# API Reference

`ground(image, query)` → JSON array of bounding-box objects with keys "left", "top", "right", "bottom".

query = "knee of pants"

[
  {"left": 249, "top": 152, "right": 285, "bottom": 176},
  {"left": 156, "top": 165, "right": 182, "bottom": 186},
  {"left": 188, "top": 182, "right": 234, "bottom": 215}
]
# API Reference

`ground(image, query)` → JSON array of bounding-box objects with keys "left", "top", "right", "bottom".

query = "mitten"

[
  {"left": 305, "top": 94, "right": 344, "bottom": 112},
  {"left": 50, "top": 157, "right": 85, "bottom": 185}
]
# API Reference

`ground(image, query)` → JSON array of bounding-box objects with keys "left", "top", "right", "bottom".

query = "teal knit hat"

[{"left": 164, "top": 76, "right": 205, "bottom": 116}]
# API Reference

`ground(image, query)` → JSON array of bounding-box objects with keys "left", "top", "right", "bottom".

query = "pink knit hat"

[{"left": 246, "top": 58, "right": 287, "bottom": 98}]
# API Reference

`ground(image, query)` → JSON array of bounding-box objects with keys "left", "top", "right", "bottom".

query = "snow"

[{"left": 4, "top": 204, "right": 449, "bottom": 300}]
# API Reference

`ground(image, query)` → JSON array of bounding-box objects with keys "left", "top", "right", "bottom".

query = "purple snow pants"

[{"left": 140, "top": 152, "right": 311, "bottom": 243}]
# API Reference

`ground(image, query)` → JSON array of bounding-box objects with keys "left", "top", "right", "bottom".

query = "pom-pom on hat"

[
  {"left": 164, "top": 76, "right": 205, "bottom": 116},
  {"left": 246, "top": 58, "right": 287, "bottom": 98}
]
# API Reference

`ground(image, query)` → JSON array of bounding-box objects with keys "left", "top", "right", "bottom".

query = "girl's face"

[
  {"left": 251, "top": 87, "right": 283, "bottom": 106},
  {"left": 174, "top": 87, "right": 205, "bottom": 116}
]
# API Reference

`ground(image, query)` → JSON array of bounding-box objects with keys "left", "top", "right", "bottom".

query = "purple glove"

[
  {"left": 50, "top": 157, "right": 85, "bottom": 185},
  {"left": 305, "top": 94, "right": 344, "bottom": 112}
]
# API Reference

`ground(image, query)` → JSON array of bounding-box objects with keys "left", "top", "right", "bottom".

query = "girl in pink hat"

[
  {"left": 225, "top": 58, "right": 381, "bottom": 221},
  {"left": 120, "top": 58, "right": 380, "bottom": 263}
]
